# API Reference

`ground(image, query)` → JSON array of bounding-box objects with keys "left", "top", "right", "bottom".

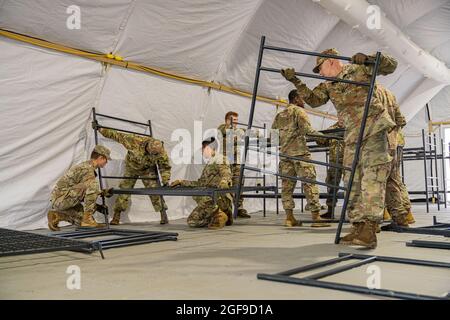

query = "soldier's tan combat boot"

[
  {"left": 47, "top": 210, "right": 63, "bottom": 231},
  {"left": 208, "top": 210, "right": 228, "bottom": 230},
  {"left": 351, "top": 220, "right": 377, "bottom": 249},
  {"left": 110, "top": 211, "right": 121, "bottom": 225},
  {"left": 311, "top": 211, "right": 331, "bottom": 228},
  {"left": 383, "top": 208, "right": 391, "bottom": 221},
  {"left": 285, "top": 209, "right": 302, "bottom": 227},
  {"left": 81, "top": 211, "right": 101, "bottom": 228},
  {"left": 340, "top": 223, "right": 360, "bottom": 244},
  {"left": 376, "top": 223, "right": 381, "bottom": 233},
  {"left": 237, "top": 208, "right": 251, "bottom": 218},
  {"left": 406, "top": 210, "right": 416, "bottom": 224},
  {"left": 160, "top": 210, "right": 169, "bottom": 225}
]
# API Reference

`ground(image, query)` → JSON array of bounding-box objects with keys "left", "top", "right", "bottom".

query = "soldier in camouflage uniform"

[
  {"left": 397, "top": 130, "right": 415, "bottom": 224},
  {"left": 378, "top": 87, "right": 415, "bottom": 226},
  {"left": 48, "top": 145, "right": 112, "bottom": 230},
  {"left": 316, "top": 119, "right": 345, "bottom": 218},
  {"left": 97, "top": 126, "right": 171, "bottom": 225},
  {"left": 217, "top": 111, "right": 251, "bottom": 219},
  {"left": 271, "top": 90, "right": 329, "bottom": 228},
  {"left": 171, "top": 137, "right": 233, "bottom": 230},
  {"left": 282, "top": 48, "right": 398, "bottom": 248}
]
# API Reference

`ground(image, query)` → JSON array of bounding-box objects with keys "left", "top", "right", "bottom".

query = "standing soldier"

[
  {"left": 271, "top": 90, "right": 330, "bottom": 228},
  {"left": 281, "top": 49, "right": 398, "bottom": 248},
  {"left": 217, "top": 111, "right": 251, "bottom": 218},
  {"left": 48, "top": 145, "right": 112, "bottom": 230},
  {"left": 170, "top": 137, "right": 233, "bottom": 229},
  {"left": 378, "top": 87, "right": 415, "bottom": 227},
  {"left": 317, "top": 119, "right": 345, "bottom": 218},
  {"left": 96, "top": 125, "right": 171, "bottom": 225}
]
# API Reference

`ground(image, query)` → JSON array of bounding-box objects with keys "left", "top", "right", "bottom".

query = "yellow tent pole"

[{"left": 0, "top": 28, "right": 337, "bottom": 120}]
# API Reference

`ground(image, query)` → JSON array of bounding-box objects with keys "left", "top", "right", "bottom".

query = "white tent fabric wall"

[
  {"left": 0, "top": 38, "right": 103, "bottom": 230},
  {"left": 0, "top": 0, "right": 449, "bottom": 230}
]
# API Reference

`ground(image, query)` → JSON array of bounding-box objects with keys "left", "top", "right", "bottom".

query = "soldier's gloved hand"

[
  {"left": 92, "top": 120, "right": 100, "bottom": 130},
  {"left": 101, "top": 188, "right": 114, "bottom": 198},
  {"left": 170, "top": 180, "right": 183, "bottom": 187},
  {"left": 281, "top": 68, "right": 299, "bottom": 83},
  {"left": 351, "top": 53, "right": 368, "bottom": 65}
]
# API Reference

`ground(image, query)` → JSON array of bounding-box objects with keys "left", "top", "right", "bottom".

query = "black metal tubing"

[
  {"left": 95, "top": 112, "right": 150, "bottom": 127},
  {"left": 236, "top": 122, "right": 265, "bottom": 130},
  {"left": 306, "top": 256, "right": 377, "bottom": 280},
  {"left": 244, "top": 165, "right": 348, "bottom": 190},
  {"left": 248, "top": 146, "right": 351, "bottom": 171},
  {"left": 148, "top": 119, "right": 169, "bottom": 221},
  {"left": 92, "top": 108, "right": 109, "bottom": 227},
  {"left": 260, "top": 67, "right": 370, "bottom": 87},
  {"left": 242, "top": 192, "right": 345, "bottom": 199},
  {"left": 51, "top": 228, "right": 178, "bottom": 251},
  {"left": 278, "top": 255, "right": 353, "bottom": 276},
  {"left": 433, "top": 133, "right": 440, "bottom": 210},
  {"left": 263, "top": 45, "right": 365, "bottom": 63},
  {"left": 382, "top": 224, "right": 450, "bottom": 237},
  {"left": 233, "top": 35, "right": 266, "bottom": 219},
  {"left": 406, "top": 240, "right": 450, "bottom": 250},
  {"left": 258, "top": 252, "right": 450, "bottom": 300},
  {"left": 257, "top": 273, "right": 446, "bottom": 300},
  {"left": 422, "top": 129, "right": 430, "bottom": 212},
  {"left": 441, "top": 138, "right": 448, "bottom": 208},
  {"left": 102, "top": 176, "right": 157, "bottom": 180},
  {"left": 0, "top": 228, "right": 96, "bottom": 258},
  {"left": 97, "top": 124, "right": 151, "bottom": 137},
  {"left": 334, "top": 52, "right": 382, "bottom": 244},
  {"left": 319, "top": 128, "right": 346, "bottom": 135}
]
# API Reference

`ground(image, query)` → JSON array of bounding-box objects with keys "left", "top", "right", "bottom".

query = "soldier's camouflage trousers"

[
  {"left": 343, "top": 130, "right": 392, "bottom": 223},
  {"left": 50, "top": 178, "right": 99, "bottom": 224},
  {"left": 325, "top": 154, "right": 344, "bottom": 208},
  {"left": 385, "top": 148, "right": 410, "bottom": 221},
  {"left": 279, "top": 157, "right": 320, "bottom": 212},
  {"left": 113, "top": 166, "right": 167, "bottom": 214},
  {"left": 187, "top": 195, "right": 232, "bottom": 227},
  {"left": 231, "top": 164, "right": 244, "bottom": 209}
]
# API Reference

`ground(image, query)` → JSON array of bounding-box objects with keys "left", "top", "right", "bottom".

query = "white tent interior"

[{"left": 0, "top": 0, "right": 449, "bottom": 230}]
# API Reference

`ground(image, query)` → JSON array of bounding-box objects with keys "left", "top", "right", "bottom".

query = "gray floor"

[{"left": 1, "top": 203, "right": 450, "bottom": 300}]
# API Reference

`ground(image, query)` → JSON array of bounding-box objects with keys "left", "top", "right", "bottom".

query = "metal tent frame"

[{"left": 257, "top": 252, "right": 450, "bottom": 300}]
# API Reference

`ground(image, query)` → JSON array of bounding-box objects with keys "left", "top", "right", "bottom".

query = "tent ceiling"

[{"left": 1, "top": 0, "right": 448, "bottom": 120}]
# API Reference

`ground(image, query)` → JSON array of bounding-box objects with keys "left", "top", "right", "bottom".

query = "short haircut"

[
  {"left": 288, "top": 90, "right": 299, "bottom": 103},
  {"left": 90, "top": 151, "right": 103, "bottom": 160},
  {"left": 225, "top": 111, "right": 238, "bottom": 121},
  {"left": 202, "top": 137, "right": 218, "bottom": 150}
]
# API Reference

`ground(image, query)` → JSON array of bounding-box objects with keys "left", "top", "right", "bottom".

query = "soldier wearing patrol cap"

[
  {"left": 281, "top": 48, "right": 398, "bottom": 249},
  {"left": 96, "top": 126, "right": 172, "bottom": 225},
  {"left": 48, "top": 145, "right": 113, "bottom": 230}
]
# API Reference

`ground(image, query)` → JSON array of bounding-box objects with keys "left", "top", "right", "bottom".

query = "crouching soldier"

[
  {"left": 170, "top": 137, "right": 233, "bottom": 230},
  {"left": 96, "top": 125, "right": 171, "bottom": 225},
  {"left": 48, "top": 145, "right": 112, "bottom": 230}
]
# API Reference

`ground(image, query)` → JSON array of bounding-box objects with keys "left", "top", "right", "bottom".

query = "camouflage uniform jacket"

[
  {"left": 376, "top": 86, "right": 406, "bottom": 151},
  {"left": 182, "top": 153, "right": 232, "bottom": 189},
  {"left": 271, "top": 104, "right": 319, "bottom": 157},
  {"left": 99, "top": 128, "right": 171, "bottom": 183},
  {"left": 217, "top": 123, "right": 246, "bottom": 164},
  {"left": 51, "top": 160, "right": 99, "bottom": 202},
  {"left": 293, "top": 53, "right": 398, "bottom": 145},
  {"left": 317, "top": 122, "right": 345, "bottom": 162}
]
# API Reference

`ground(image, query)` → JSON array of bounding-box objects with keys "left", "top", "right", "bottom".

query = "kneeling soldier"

[
  {"left": 48, "top": 145, "right": 112, "bottom": 230},
  {"left": 170, "top": 137, "right": 233, "bottom": 230}
]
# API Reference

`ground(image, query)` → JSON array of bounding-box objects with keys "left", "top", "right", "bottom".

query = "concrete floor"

[{"left": 1, "top": 203, "right": 449, "bottom": 300}]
